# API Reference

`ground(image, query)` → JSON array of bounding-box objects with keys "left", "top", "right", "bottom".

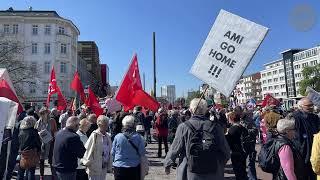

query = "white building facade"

[
  {"left": 261, "top": 46, "right": 320, "bottom": 99},
  {"left": 0, "top": 9, "right": 79, "bottom": 105},
  {"left": 234, "top": 72, "right": 262, "bottom": 104},
  {"left": 161, "top": 85, "right": 176, "bottom": 104}
]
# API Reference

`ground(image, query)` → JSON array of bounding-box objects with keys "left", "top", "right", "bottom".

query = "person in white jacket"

[
  {"left": 76, "top": 118, "right": 91, "bottom": 180},
  {"left": 82, "top": 115, "right": 112, "bottom": 180}
]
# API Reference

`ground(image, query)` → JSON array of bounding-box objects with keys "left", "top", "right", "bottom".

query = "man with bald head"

[
  {"left": 53, "top": 116, "right": 86, "bottom": 180},
  {"left": 293, "top": 97, "right": 320, "bottom": 180}
]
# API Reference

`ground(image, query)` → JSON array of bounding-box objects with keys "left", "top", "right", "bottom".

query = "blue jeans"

[
  {"left": 17, "top": 166, "right": 35, "bottom": 180},
  {"left": 247, "top": 150, "right": 257, "bottom": 180},
  {"left": 56, "top": 171, "right": 76, "bottom": 180}
]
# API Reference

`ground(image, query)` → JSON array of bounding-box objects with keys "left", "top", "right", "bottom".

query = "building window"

[
  {"left": 262, "top": 80, "right": 266, "bottom": 84},
  {"left": 45, "top": 25, "right": 51, "bottom": 35},
  {"left": 32, "top": 25, "right": 38, "bottom": 35},
  {"left": 60, "top": 62, "right": 67, "bottom": 73},
  {"left": 275, "top": 93, "right": 279, "bottom": 97},
  {"left": 267, "top": 72, "right": 271, "bottom": 76},
  {"left": 296, "top": 82, "right": 300, "bottom": 87},
  {"left": 30, "top": 62, "right": 37, "bottom": 73},
  {"left": 268, "top": 86, "right": 273, "bottom": 90},
  {"left": 281, "top": 92, "right": 287, "bottom": 96},
  {"left": 273, "top": 70, "right": 277, "bottom": 75},
  {"left": 268, "top": 79, "right": 272, "bottom": 83},
  {"left": 295, "top": 73, "right": 302, "bottom": 78},
  {"left": 279, "top": 69, "right": 284, "bottom": 73},
  {"left": 12, "top": 24, "right": 18, "bottom": 34},
  {"left": 263, "top": 87, "right": 267, "bottom": 91},
  {"left": 43, "top": 82, "right": 48, "bottom": 94},
  {"left": 3, "top": 24, "right": 9, "bottom": 34},
  {"left": 274, "top": 85, "right": 279, "bottom": 89},
  {"left": 44, "top": 43, "right": 51, "bottom": 54},
  {"left": 273, "top": 78, "right": 278, "bottom": 82},
  {"left": 262, "top": 73, "right": 265, "bottom": 77},
  {"left": 311, "top": 60, "right": 318, "bottom": 66},
  {"left": 280, "top": 76, "right": 284, "bottom": 81},
  {"left": 60, "top": 43, "right": 67, "bottom": 54},
  {"left": 294, "top": 65, "right": 300, "bottom": 69},
  {"left": 29, "top": 84, "right": 36, "bottom": 94},
  {"left": 302, "top": 62, "right": 308, "bottom": 67},
  {"left": 31, "top": 43, "right": 37, "bottom": 54},
  {"left": 58, "top": 27, "right": 65, "bottom": 35},
  {"left": 281, "top": 84, "right": 285, "bottom": 89},
  {"left": 44, "top": 62, "right": 50, "bottom": 74}
]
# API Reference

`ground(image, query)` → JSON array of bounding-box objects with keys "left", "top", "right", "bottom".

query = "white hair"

[
  {"left": 122, "top": 115, "right": 135, "bottom": 128},
  {"left": 97, "top": 115, "right": 109, "bottom": 127},
  {"left": 66, "top": 116, "right": 80, "bottom": 129},
  {"left": 189, "top": 98, "right": 208, "bottom": 115},
  {"left": 297, "top": 100, "right": 303, "bottom": 110},
  {"left": 20, "top": 116, "right": 37, "bottom": 130},
  {"left": 277, "top": 118, "right": 295, "bottom": 134}
]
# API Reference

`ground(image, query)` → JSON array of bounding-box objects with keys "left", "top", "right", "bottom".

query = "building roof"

[
  {"left": 263, "top": 59, "right": 283, "bottom": 66},
  {"left": 0, "top": 8, "right": 80, "bottom": 35},
  {"left": 279, "top": 49, "right": 305, "bottom": 54}
]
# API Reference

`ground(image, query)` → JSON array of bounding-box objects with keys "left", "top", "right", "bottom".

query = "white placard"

[
  {"left": 307, "top": 87, "right": 320, "bottom": 107},
  {"left": 190, "top": 9, "right": 268, "bottom": 96}
]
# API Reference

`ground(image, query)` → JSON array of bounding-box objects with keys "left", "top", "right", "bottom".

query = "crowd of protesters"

[{"left": 0, "top": 96, "right": 320, "bottom": 180}]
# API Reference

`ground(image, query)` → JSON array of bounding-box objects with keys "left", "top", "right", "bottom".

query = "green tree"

[{"left": 299, "top": 64, "right": 320, "bottom": 96}]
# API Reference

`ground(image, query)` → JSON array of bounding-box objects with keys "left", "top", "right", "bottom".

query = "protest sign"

[
  {"left": 190, "top": 9, "right": 268, "bottom": 96},
  {"left": 306, "top": 87, "right": 320, "bottom": 107}
]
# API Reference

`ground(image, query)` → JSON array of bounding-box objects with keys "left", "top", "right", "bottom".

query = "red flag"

[
  {"left": 132, "top": 90, "right": 160, "bottom": 112},
  {"left": 115, "top": 54, "right": 159, "bottom": 112},
  {"left": 115, "top": 54, "right": 142, "bottom": 110},
  {"left": 86, "top": 87, "right": 103, "bottom": 116},
  {"left": 0, "top": 79, "right": 23, "bottom": 113},
  {"left": 70, "top": 71, "right": 86, "bottom": 103},
  {"left": 261, "top": 94, "right": 280, "bottom": 107},
  {"left": 56, "top": 86, "right": 67, "bottom": 111},
  {"left": 46, "top": 66, "right": 58, "bottom": 106}
]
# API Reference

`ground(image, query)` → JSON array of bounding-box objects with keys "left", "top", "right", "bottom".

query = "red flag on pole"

[
  {"left": 46, "top": 66, "right": 58, "bottom": 107},
  {"left": 70, "top": 71, "right": 86, "bottom": 103},
  {"left": 56, "top": 86, "right": 67, "bottom": 111},
  {"left": 115, "top": 54, "right": 159, "bottom": 112},
  {"left": 0, "top": 79, "right": 23, "bottom": 113},
  {"left": 261, "top": 93, "right": 280, "bottom": 107},
  {"left": 132, "top": 90, "right": 160, "bottom": 112},
  {"left": 86, "top": 87, "right": 103, "bottom": 116}
]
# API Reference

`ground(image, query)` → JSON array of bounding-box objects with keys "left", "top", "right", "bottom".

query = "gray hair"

[
  {"left": 97, "top": 115, "right": 109, "bottom": 127},
  {"left": 66, "top": 116, "right": 80, "bottom": 129},
  {"left": 277, "top": 118, "right": 295, "bottom": 134},
  {"left": 122, "top": 115, "right": 135, "bottom": 129},
  {"left": 87, "top": 114, "right": 97, "bottom": 123},
  {"left": 189, "top": 98, "right": 208, "bottom": 115},
  {"left": 79, "top": 118, "right": 90, "bottom": 131},
  {"left": 20, "top": 116, "right": 37, "bottom": 130}
]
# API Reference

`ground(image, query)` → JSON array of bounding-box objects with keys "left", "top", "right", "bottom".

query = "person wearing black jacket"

[
  {"left": 17, "top": 116, "right": 41, "bottom": 180},
  {"left": 53, "top": 116, "right": 86, "bottom": 180}
]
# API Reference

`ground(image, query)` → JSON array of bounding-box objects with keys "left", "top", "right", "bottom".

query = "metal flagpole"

[{"left": 153, "top": 32, "right": 157, "bottom": 99}]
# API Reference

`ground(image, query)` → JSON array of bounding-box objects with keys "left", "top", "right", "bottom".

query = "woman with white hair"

[
  {"left": 82, "top": 115, "right": 112, "bottom": 180},
  {"left": 111, "top": 115, "right": 147, "bottom": 180},
  {"left": 17, "top": 116, "right": 41, "bottom": 180},
  {"left": 272, "top": 118, "right": 304, "bottom": 180}
]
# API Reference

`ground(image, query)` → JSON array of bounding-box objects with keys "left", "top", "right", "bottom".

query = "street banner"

[
  {"left": 306, "top": 87, "right": 320, "bottom": 107},
  {"left": 261, "top": 93, "right": 280, "bottom": 107},
  {"left": 190, "top": 9, "right": 268, "bottom": 96},
  {"left": 0, "top": 97, "right": 18, "bottom": 150},
  {"left": 105, "top": 98, "right": 122, "bottom": 113}
]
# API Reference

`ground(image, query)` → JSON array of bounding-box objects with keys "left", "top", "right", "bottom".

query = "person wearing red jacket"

[{"left": 155, "top": 108, "right": 169, "bottom": 158}]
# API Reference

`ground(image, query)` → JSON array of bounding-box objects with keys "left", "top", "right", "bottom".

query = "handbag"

[
  {"left": 123, "top": 134, "right": 149, "bottom": 177},
  {"left": 20, "top": 149, "right": 40, "bottom": 169}
]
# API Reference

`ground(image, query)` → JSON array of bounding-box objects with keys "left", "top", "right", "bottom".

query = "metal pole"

[
  {"left": 143, "top": 73, "right": 146, "bottom": 91},
  {"left": 153, "top": 32, "right": 157, "bottom": 99}
]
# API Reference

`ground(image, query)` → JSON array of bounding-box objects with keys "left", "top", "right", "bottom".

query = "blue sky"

[{"left": 2, "top": 0, "right": 320, "bottom": 97}]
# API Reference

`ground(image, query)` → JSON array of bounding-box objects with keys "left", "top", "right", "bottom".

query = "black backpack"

[
  {"left": 258, "top": 137, "right": 281, "bottom": 174},
  {"left": 184, "top": 120, "right": 219, "bottom": 174},
  {"left": 235, "top": 123, "right": 256, "bottom": 154}
]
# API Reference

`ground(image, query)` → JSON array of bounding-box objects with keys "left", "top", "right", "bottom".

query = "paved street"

[{"left": 12, "top": 142, "right": 272, "bottom": 180}]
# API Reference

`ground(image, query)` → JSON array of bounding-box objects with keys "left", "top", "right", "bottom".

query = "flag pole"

[
  {"left": 194, "top": 85, "right": 209, "bottom": 114},
  {"left": 153, "top": 32, "right": 157, "bottom": 99}
]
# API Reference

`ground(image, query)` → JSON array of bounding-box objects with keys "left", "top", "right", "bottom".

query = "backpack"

[
  {"left": 258, "top": 138, "right": 280, "bottom": 174},
  {"left": 235, "top": 123, "right": 256, "bottom": 154},
  {"left": 184, "top": 120, "right": 219, "bottom": 174}
]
